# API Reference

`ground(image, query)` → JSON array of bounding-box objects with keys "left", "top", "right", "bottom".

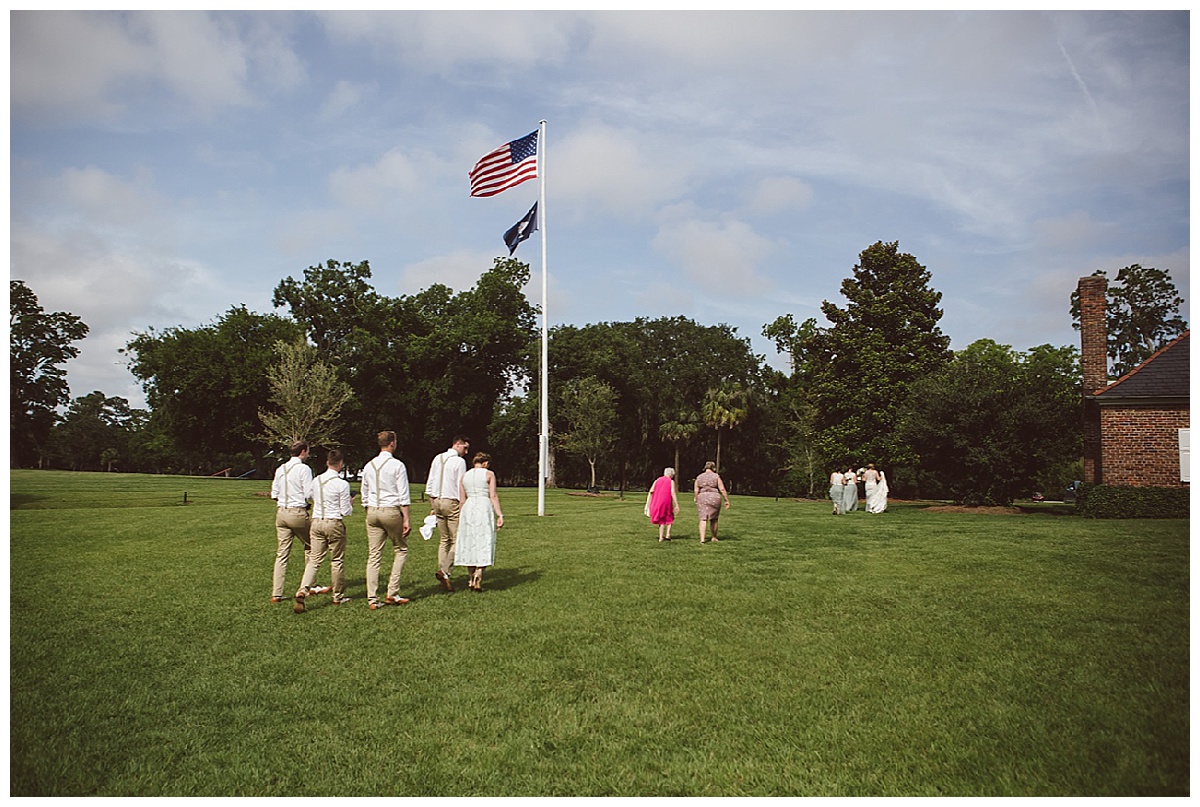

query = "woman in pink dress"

[{"left": 644, "top": 467, "right": 680, "bottom": 542}]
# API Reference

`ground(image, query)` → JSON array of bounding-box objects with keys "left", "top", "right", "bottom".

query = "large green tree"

[
  {"left": 258, "top": 338, "right": 353, "bottom": 451},
  {"left": 487, "top": 393, "right": 539, "bottom": 486},
  {"left": 1069, "top": 264, "right": 1188, "bottom": 378},
  {"left": 761, "top": 314, "right": 818, "bottom": 377},
  {"left": 701, "top": 382, "right": 750, "bottom": 473},
  {"left": 659, "top": 410, "right": 701, "bottom": 475},
  {"left": 798, "top": 241, "right": 952, "bottom": 473},
  {"left": 537, "top": 317, "right": 766, "bottom": 490},
  {"left": 272, "top": 257, "right": 537, "bottom": 471},
  {"left": 897, "top": 340, "right": 1081, "bottom": 505},
  {"left": 123, "top": 306, "right": 303, "bottom": 474},
  {"left": 45, "top": 391, "right": 145, "bottom": 472},
  {"left": 557, "top": 376, "right": 619, "bottom": 491},
  {"left": 10, "top": 280, "right": 89, "bottom": 467},
  {"left": 762, "top": 379, "right": 824, "bottom": 498}
]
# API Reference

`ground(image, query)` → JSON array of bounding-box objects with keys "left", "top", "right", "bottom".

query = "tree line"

[{"left": 11, "top": 242, "right": 1187, "bottom": 505}]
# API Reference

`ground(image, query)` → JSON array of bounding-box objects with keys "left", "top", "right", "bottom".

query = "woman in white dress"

[
  {"left": 863, "top": 464, "right": 880, "bottom": 513},
  {"left": 454, "top": 453, "right": 505, "bottom": 591},
  {"left": 866, "top": 467, "right": 889, "bottom": 513}
]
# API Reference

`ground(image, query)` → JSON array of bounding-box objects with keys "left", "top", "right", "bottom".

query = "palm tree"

[
  {"left": 701, "top": 383, "right": 749, "bottom": 473},
  {"left": 659, "top": 411, "right": 700, "bottom": 473}
]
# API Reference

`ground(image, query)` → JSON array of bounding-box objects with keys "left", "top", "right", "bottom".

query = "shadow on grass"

[
  {"left": 470, "top": 565, "right": 542, "bottom": 593},
  {"left": 324, "top": 565, "right": 545, "bottom": 602},
  {"left": 649, "top": 535, "right": 744, "bottom": 545},
  {"left": 10, "top": 494, "right": 46, "bottom": 509},
  {"left": 1013, "top": 503, "right": 1079, "bottom": 516}
]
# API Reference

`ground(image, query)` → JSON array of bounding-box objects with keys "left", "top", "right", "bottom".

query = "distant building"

[{"left": 1077, "top": 275, "right": 1190, "bottom": 487}]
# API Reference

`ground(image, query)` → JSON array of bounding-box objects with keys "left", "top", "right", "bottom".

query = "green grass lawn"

[{"left": 9, "top": 470, "right": 1189, "bottom": 796}]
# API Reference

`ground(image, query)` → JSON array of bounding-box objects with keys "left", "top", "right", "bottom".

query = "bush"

[{"left": 1076, "top": 483, "right": 1189, "bottom": 519}]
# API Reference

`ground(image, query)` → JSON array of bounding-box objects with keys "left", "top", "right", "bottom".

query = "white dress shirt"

[
  {"left": 308, "top": 468, "right": 353, "bottom": 520},
  {"left": 426, "top": 448, "right": 467, "bottom": 501},
  {"left": 360, "top": 451, "right": 411, "bottom": 508},
  {"left": 271, "top": 456, "right": 313, "bottom": 508}
]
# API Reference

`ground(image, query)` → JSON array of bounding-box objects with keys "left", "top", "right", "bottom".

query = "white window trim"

[{"left": 1179, "top": 428, "right": 1190, "bottom": 483}]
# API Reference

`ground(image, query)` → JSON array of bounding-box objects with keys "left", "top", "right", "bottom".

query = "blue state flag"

[{"left": 503, "top": 202, "right": 539, "bottom": 255}]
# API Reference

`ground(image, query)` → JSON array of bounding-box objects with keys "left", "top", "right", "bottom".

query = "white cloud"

[
  {"left": 328, "top": 147, "right": 426, "bottom": 209},
  {"left": 395, "top": 250, "right": 497, "bottom": 295},
  {"left": 745, "top": 176, "right": 814, "bottom": 216},
  {"left": 635, "top": 280, "right": 695, "bottom": 319},
  {"left": 320, "top": 80, "right": 373, "bottom": 121},
  {"left": 11, "top": 11, "right": 148, "bottom": 122},
  {"left": 11, "top": 10, "right": 280, "bottom": 123},
  {"left": 394, "top": 251, "right": 567, "bottom": 328},
  {"left": 242, "top": 13, "right": 307, "bottom": 91},
  {"left": 12, "top": 227, "right": 182, "bottom": 334},
  {"left": 10, "top": 223, "right": 217, "bottom": 408},
  {"left": 128, "top": 12, "right": 254, "bottom": 113},
  {"left": 554, "top": 123, "right": 692, "bottom": 218},
  {"left": 582, "top": 12, "right": 830, "bottom": 80},
  {"left": 652, "top": 212, "right": 775, "bottom": 295},
  {"left": 47, "top": 166, "right": 170, "bottom": 231},
  {"left": 1034, "top": 211, "right": 1108, "bottom": 252},
  {"left": 11, "top": 165, "right": 181, "bottom": 309},
  {"left": 317, "top": 11, "right": 576, "bottom": 71},
  {"left": 271, "top": 210, "right": 357, "bottom": 258}
]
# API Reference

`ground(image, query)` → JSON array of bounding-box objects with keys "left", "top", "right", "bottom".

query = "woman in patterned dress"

[
  {"left": 454, "top": 453, "right": 505, "bottom": 591},
  {"left": 693, "top": 461, "right": 730, "bottom": 544}
]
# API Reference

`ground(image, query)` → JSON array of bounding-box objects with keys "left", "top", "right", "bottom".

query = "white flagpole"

[{"left": 538, "top": 119, "right": 548, "bottom": 517}]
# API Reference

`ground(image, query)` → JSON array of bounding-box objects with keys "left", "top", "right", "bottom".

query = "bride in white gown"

[
  {"left": 864, "top": 465, "right": 889, "bottom": 513},
  {"left": 454, "top": 453, "right": 505, "bottom": 591}
]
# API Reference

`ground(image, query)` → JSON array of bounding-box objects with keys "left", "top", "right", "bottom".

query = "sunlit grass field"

[{"left": 9, "top": 469, "right": 1189, "bottom": 796}]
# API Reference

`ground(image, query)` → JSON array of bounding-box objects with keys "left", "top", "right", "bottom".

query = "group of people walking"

[
  {"left": 830, "top": 463, "right": 888, "bottom": 515},
  {"left": 643, "top": 459, "right": 888, "bottom": 538},
  {"left": 644, "top": 461, "right": 731, "bottom": 543},
  {"left": 273, "top": 438, "right": 887, "bottom": 604},
  {"left": 270, "top": 431, "right": 504, "bottom": 612}
]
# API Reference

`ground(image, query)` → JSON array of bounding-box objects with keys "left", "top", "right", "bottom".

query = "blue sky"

[{"left": 10, "top": 10, "right": 1191, "bottom": 409}]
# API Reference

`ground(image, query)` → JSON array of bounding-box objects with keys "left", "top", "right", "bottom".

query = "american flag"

[{"left": 469, "top": 130, "right": 538, "bottom": 197}]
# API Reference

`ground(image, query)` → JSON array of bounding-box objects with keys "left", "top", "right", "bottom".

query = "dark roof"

[{"left": 1094, "top": 331, "right": 1189, "bottom": 400}]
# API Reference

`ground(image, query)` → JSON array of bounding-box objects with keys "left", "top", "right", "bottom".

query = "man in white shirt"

[
  {"left": 426, "top": 435, "right": 469, "bottom": 592},
  {"left": 360, "top": 430, "right": 412, "bottom": 609},
  {"left": 294, "top": 449, "right": 354, "bottom": 613},
  {"left": 270, "top": 441, "right": 319, "bottom": 603}
]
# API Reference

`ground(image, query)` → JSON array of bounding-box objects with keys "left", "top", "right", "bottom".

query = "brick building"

[{"left": 1078, "top": 275, "right": 1190, "bottom": 487}]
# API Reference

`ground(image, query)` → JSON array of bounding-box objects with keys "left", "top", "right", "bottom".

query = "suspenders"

[
  {"left": 438, "top": 453, "right": 450, "bottom": 497},
  {"left": 371, "top": 458, "right": 385, "bottom": 508},
  {"left": 280, "top": 462, "right": 299, "bottom": 507}
]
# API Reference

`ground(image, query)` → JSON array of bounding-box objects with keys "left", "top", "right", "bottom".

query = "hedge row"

[{"left": 1075, "top": 482, "right": 1190, "bottom": 519}]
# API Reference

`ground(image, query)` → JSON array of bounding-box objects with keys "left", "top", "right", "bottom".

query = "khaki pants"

[
  {"left": 273, "top": 507, "right": 311, "bottom": 598},
  {"left": 432, "top": 496, "right": 461, "bottom": 576},
  {"left": 365, "top": 507, "right": 407, "bottom": 604},
  {"left": 301, "top": 518, "right": 347, "bottom": 601}
]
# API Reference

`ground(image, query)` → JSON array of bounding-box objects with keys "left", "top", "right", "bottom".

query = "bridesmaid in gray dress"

[
  {"left": 842, "top": 467, "right": 859, "bottom": 513},
  {"left": 830, "top": 469, "right": 845, "bottom": 515}
]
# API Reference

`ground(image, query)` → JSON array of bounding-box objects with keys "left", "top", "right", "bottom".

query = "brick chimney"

[
  {"left": 1078, "top": 275, "right": 1108, "bottom": 394},
  {"left": 1078, "top": 275, "right": 1107, "bottom": 484}
]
